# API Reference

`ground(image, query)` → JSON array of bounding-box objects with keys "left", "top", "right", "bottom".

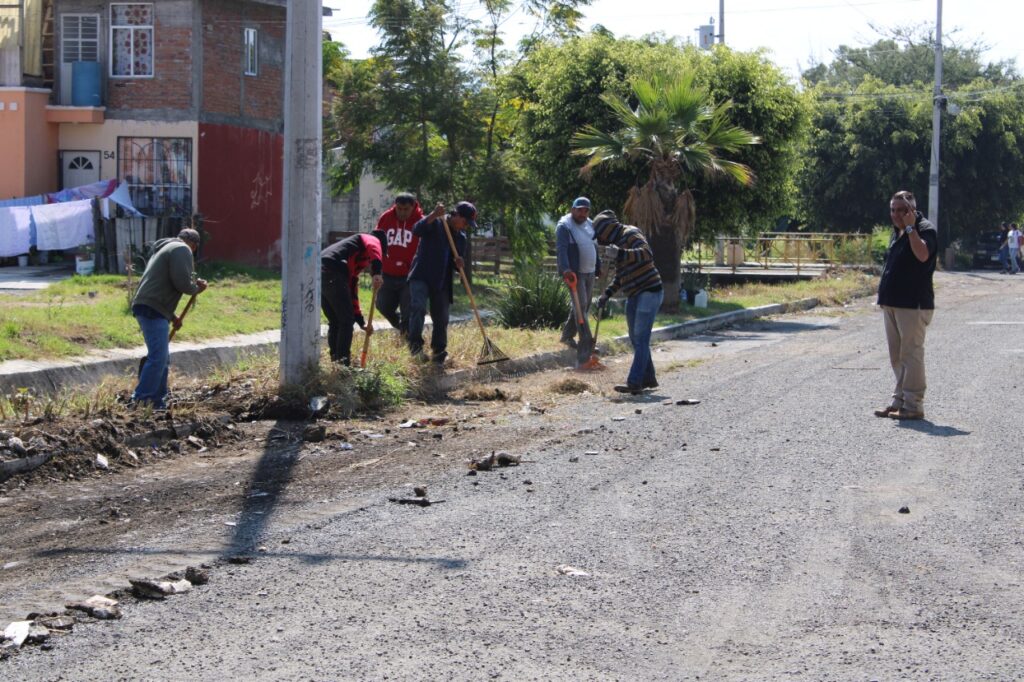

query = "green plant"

[
  {"left": 495, "top": 270, "right": 570, "bottom": 330},
  {"left": 681, "top": 266, "right": 709, "bottom": 293},
  {"left": 352, "top": 362, "right": 407, "bottom": 411},
  {"left": 870, "top": 225, "right": 892, "bottom": 264}
]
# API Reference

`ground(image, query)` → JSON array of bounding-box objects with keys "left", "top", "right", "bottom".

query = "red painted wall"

[{"left": 197, "top": 122, "right": 283, "bottom": 267}]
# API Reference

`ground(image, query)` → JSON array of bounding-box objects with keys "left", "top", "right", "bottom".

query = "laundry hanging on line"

[
  {"left": 32, "top": 200, "right": 94, "bottom": 252},
  {"left": 0, "top": 207, "right": 34, "bottom": 258}
]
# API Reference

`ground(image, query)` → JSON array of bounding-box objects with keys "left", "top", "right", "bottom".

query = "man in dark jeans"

[
  {"left": 374, "top": 193, "right": 423, "bottom": 337},
  {"left": 406, "top": 202, "right": 471, "bottom": 365},
  {"left": 320, "top": 232, "right": 385, "bottom": 365},
  {"left": 130, "top": 228, "right": 208, "bottom": 409}
]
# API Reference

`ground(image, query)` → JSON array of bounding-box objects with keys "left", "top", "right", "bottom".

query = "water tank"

[{"left": 71, "top": 61, "right": 102, "bottom": 107}]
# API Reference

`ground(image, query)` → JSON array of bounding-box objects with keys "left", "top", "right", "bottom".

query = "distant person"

[
  {"left": 406, "top": 202, "right": 471, "bottom": 365},
  {"left": 130, "top": 228, "right": 208, "bottom": 410},
  {"left": 592, "top": 210, "right": 663, "bottom": 395},
  {"left": 874, "top": 190, "right": 937, "bottom": 420},
  {"left": 555, "top": 196, "right": 602, "bottom": 366},
  {"left": 320, "top": 232, "right": 385, "bottom": 365},
  {"left": 375, "top": 193, "right": 424, "bottom": 337},
  {"left": 1005, "top": 222, "right": 1021, "bottom": 274},
  {"left": 997, "top": 222, "right": 1011, "bottom": 273}
]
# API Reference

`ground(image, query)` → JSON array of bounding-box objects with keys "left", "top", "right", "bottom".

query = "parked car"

[{"left": 968, "top": 231, "right": 1006, "bottom": 268}]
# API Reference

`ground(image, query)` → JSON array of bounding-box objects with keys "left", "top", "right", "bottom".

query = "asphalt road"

[{"left": 5, "top": 271, "right": 1024, "bottom": 680}]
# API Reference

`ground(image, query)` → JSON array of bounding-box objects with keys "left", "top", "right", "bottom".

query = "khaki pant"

[{"left": 882, "top": 306, "right": 934, "bottom": 412}]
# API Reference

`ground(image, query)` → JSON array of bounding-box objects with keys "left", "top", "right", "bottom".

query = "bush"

[
  {"left": 495, "top": 270, "right": 570, "bottom": 330},
  {"left": 869, "top": 225, "right": 892, "bottom": 264}
]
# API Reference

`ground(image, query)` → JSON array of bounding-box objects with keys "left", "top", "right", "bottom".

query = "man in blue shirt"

[{"left": 406, "top": 201, "right": 472, "bottom": 365}]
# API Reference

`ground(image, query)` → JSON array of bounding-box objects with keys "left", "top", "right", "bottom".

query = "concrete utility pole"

[
  {"left": 928, "top": 0, "right": 943, "bottom": 232},
  {"left": 280, "top": 0, "right": 324, "bottom": 387},
  {"left": 719, "top": 0, "right": 725, "bottom": 44}
]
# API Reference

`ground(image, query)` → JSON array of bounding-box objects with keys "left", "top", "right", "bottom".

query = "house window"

[
  {"left": 62, "top": 14, "right": 100, "bottom": 64},
  {"left": 110, "top": 3, "right": 153, "bottom": 77},
  {"left": 243, "top": 28, "right": 258, "bottom": 76},
  {"left": 117, "top": 137, "right": 192, "bottom": 216}
]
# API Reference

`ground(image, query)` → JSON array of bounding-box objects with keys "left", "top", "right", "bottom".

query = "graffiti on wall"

[{"left": 250, "top": 169, "right": 273, "bottom": 210}]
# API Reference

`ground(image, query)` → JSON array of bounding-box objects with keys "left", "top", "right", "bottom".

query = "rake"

[
  {"left": 442, "top": 217, "right": 510, "bottom": 365},
  {"left": 359, "top": 288, "right": 378, "bottom": 368}
]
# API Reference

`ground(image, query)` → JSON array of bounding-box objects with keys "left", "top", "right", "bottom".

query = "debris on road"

[
  {"left": 302, "top": 424, "right": 326, "bottom": 443},
  {"left": 496, "top": 452, "right": 521, "bottom": 467},
  {"left": 66, "top": 595, "right": 121, "bottom": 620},
  {"left": 129, "top": 578, "right": 193, "bottom": 600},
  {"left": 584, "top": 451, "right": 599, "bottom": 456},
  {"left": 899, "top": 506, "right": 910, "bottom": 514},
  {"left": 413, "top": 486, "right": 428, "bottom": 497},
  {"left": 556, "top": 565, "right": 589, "bottom": 577},
  {"left": 468, "top": 453, "right": 497, "bottom": 471},
  {"left": 350, "top": 457, "right": 380, "bottom": 469},
  {"left": 675, "top": 399, "right": 701, "bottom": 406},
  {"left": 94, "top": 454, "right": 109, "bottom": 470},
  {"left": 611, "top": 417, "right": 625, "bottom": 422},
  {"left": 388, "top": 497, "right": 445, "bottom": 507},
  {"left": 308, "top": 396, "right": 329, "bottom": 416},
  {"left": 35, "top": 616, "right": 74, "bottom": 632},
  {"left": 3, "top": 620, "right": 31, "bottom": 647},
  {"left": 185, "top": 566, "right": 210, "bottom": 585},
  {"left": 186, "top": 435, "right": 205, "bottom": 449},
  {"left": 569, "top": 456, "right": 579, "bottom": 463}
]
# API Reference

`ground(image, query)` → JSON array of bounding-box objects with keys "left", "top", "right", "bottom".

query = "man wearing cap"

[
  {"left": 374, "top": 193, "right": 424, "bottom": 337},
  {"left": 130, "top": 228, "right": 208, "bottom": 409},
  {"left": 592, "top": 210, "right": 663, "bottom": 395},
  {"left": 406, "top": 202, "right": 471, "bottom": 364},
  {"left": 556, "top": 197, "right": 602, "bottom": 366},
  {"left": 320, "top": 231, "right": 385, "bottom": 366}
]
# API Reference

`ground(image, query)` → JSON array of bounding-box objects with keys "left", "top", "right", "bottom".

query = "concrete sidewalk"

[{"left": 0, "top": 263, "right": 75, "bottom": 292}]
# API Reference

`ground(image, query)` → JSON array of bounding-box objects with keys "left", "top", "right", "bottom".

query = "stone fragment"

[
  {"left": 129, "top": 578, "right": 174, "bottom": 600},
  {"left": 7, "top": 437, "right": 26, "bottom": 456},
  {"left": 95, "top": 454, "right": 109, "bottom": 470},
  {"left": 186, "top": 435, "right": 205, "bottom": 449},
  {"left": 568, "top": 456, "right": 579, "bottom": 463},
  {"left": 185, "top": 566, "right": 210, "bottom": 585},
  {"left": 898, "top": 506, "right": 910, "bottom": 514},
  {"left": 413, "top": 486, "right": 428, "bottom": 497},
  {"left": 556, "top": 565, "right": 589, "bottom": 577},
  {"left": 66, "top": 595, "right": 121, "bottom": 620},
  {"left": 26, "top": 625, "right": 50, "bottom": 644},
  {"left": 302, "top": 424, "right": 326, "bottom": 442},
  {"left": 3, "top": 621, "right": 31, "bottom": 646},
  {"left": 35, "top": 616, "right": 74, "bottom": 631}
]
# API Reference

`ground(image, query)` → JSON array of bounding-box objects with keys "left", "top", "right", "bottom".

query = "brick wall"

[
  {"left": 200, "top": 0, "right": 284, "bottom": 128},
  {"left": 106, "top": 0, "right": 194, "bottom": 112}
]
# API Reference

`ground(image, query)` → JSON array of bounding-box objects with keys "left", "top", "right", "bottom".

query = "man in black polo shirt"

[{"left": 875, "top": 190, "right": 937, "bottom": 420}]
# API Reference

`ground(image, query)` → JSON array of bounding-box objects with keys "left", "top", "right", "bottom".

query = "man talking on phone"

[{"left": 874, "top": 190, "right": 937, "bottom": 421}]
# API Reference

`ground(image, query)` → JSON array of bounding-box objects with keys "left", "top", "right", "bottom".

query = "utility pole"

[
  {"left": 280, "top": 0, "right": 324, "bottom": 387},
  {"left": 719, "top": 0, "right": 725, "bottom": 44},
  {"left": 927, "top": 0, "right": 943, "bottom": 232}
]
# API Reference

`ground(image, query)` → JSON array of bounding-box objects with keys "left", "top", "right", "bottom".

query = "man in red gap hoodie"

[
  {"left": 320, "top": 231, "right": 385, "bottom": 365},
  {"left": 374, "top": 193, "right": 423, "bottom": 338}
]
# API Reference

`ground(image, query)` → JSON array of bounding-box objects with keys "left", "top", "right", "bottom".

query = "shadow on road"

[{"left": 895, "top": 419, "right": 971, "bottom": 437}]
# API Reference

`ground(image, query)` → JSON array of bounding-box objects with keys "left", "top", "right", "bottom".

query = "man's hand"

[
  {"left": 597, "top": 293, "right": 610, "bottom": 310},
  {"left": 196, "top": 278, "right": 208, "bottom": 293},
  {"left": 562, "top": 271, "right": 577, "bottom": 287},
  {"left": 430, "top": 203, "right": 445, "bottom": 221},
  {"left": 354, "top": 313, "right": 366, "bottom": 329},
  {"left": 454, "top": 256, "right": 465, "bottom": 271},
  {"left": 172, "top": 316, "right": 183, "bottom": 331},
  {"left": 365, "top": 322, "right": 374, "bottom": 337},
  {"left": 606, "top": 244, "right": 620, "bottom": 259},
  {"left": 372, "top": 274, "right": 383, "bottom": 291}
]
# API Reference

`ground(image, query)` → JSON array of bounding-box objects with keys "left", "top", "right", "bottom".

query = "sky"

[{"left": 322, "top": 0, "right": 1022, "bottom": 81}]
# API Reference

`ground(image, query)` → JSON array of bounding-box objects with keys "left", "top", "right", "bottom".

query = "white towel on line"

[
  {"left": 0, "top": 206, "right": 33, "bottom": 257},
  {"left": 31, "top": 199, "right": 94, "bottom": 251}
]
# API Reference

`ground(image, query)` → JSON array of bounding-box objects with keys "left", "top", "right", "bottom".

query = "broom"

[
  {"left": 359, "top": 288, "right": 378, "bottom": 368},
  {"left": 442, "top": 217, "right": 509, "bottom": 365}
]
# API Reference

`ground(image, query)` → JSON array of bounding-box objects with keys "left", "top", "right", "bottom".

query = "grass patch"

[{"left": 548, "top": 377, "right": 594, "bottom": 394}]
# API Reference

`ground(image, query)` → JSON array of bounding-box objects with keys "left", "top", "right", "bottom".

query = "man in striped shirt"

[{"left": 593, "top": 210, "right": 664, "bottom": 395}]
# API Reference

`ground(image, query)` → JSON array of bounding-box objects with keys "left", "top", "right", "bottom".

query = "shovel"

[
  {"left": 138, "top": 293, "right": 198, "bottom": 376},
  {"left": 359, "top": 287, "right": 378, "bottom": 368},
  {"left": 564, "top": 272, "right": 602, "bottom": 371},
  {"left": 579, "top": 261, "right": 613, "bottom": 372},
  {"left": 442, "top": 217, "right": 509, "bottom": 365}
]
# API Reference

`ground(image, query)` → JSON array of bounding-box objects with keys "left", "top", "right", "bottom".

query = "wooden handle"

[
  {"left": 168, "top": 293, "right": 198, "bottom": 341},
  {"left": 442, "top": 217, "right": 488, "bottom": 339},
  {"left": 567, "top": 280, "right": 584, "bottom": 325},
  {"left": 360, "top": 287, "right": 378, "bottom": 368}
]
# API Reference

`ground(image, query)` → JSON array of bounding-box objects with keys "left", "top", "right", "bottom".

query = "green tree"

[{"left": 571, "top": 74, "right": 760, "bottom": 308}]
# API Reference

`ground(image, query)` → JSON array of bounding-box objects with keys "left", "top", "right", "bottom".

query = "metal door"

[{"left": 61, "top": 151, "right": 101, "bottom": 189}]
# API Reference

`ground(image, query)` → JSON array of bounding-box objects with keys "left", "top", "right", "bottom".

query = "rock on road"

[{"left": 5, "top": 271, "right": 1024, "bottom": 680}]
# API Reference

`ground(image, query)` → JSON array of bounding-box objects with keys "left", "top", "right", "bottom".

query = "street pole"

[
  {"left": 927, "top": 0, "right": 942, "bottom": 232},
  {"left": 719, "top": 0, "right": 725, "bottom": 44},
  {"left": 280, "top": 0, "right": 324, "bottom": 387}
]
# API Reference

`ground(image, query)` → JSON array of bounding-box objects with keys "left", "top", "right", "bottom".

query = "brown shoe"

[
  {"left": 889, "top": 408, "right": 924, "bottom": 420},
  {"left": 874, "top": 406, "right": 898, "bottom": 418}
]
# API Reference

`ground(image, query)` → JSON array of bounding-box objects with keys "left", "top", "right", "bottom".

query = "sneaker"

[
  {"left": 889, "top": 408, "right": 924, "bottom": 420},
  {"left": 613, "top": 384, "right": 644, "bottom": 395},
  {"left": 431, "top": 350, "right": 448, "bottom": 365},
  {"left": 873, "top": 406, "right": 898, "bottom": 418}
]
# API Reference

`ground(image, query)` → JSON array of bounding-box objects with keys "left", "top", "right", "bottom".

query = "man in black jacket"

[{"left": 875, "top": 190, "right": 937, "bottom": 420}]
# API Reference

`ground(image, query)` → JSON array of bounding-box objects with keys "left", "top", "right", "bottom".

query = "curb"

[{"left": 0, "top": 294, "right": 856, "bottom": 397}]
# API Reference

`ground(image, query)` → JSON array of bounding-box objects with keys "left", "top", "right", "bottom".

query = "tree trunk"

[{"left": 649, "top": 226, "right": 681, "bottom": 312}]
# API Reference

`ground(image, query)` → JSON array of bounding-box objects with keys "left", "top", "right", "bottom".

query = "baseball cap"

[
  {"left": 572, "top": 197, "right": 591, "bottom": 209},
  {"left": 454, "top": 201, "right": 477, "bottom": 228}
]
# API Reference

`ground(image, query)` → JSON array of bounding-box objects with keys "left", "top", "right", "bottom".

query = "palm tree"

[{"left": 570, "top": 74, "right": 761, "bottom": 309}]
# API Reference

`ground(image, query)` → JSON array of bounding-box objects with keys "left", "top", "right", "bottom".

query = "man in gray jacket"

[
  {"left": 130, "top": 228, "right": 208, "bottom": 409},
  {"left": 556, "top": 197, "right": 602, "bottom": 366}
]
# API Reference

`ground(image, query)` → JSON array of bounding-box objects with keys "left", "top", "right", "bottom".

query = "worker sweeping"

[
  {"left": 556, "top": 196, "right": 602, "bottom": 368},
  {"left": 130, "top": 228, "right": 208, "bottom": 410},
  {"left": 320, "top": 231, "right": 386, "bottom": 366}
]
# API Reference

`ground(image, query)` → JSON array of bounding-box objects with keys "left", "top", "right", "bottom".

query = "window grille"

[
  {"left": 110, "top": 3, "right": 153, "bottom": 77},
  {"left": 117, "top": 137, "right": 193, "bottom": 216},
  {"left": 62, "top": 14, "right": 100, "bottom": 64}
]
